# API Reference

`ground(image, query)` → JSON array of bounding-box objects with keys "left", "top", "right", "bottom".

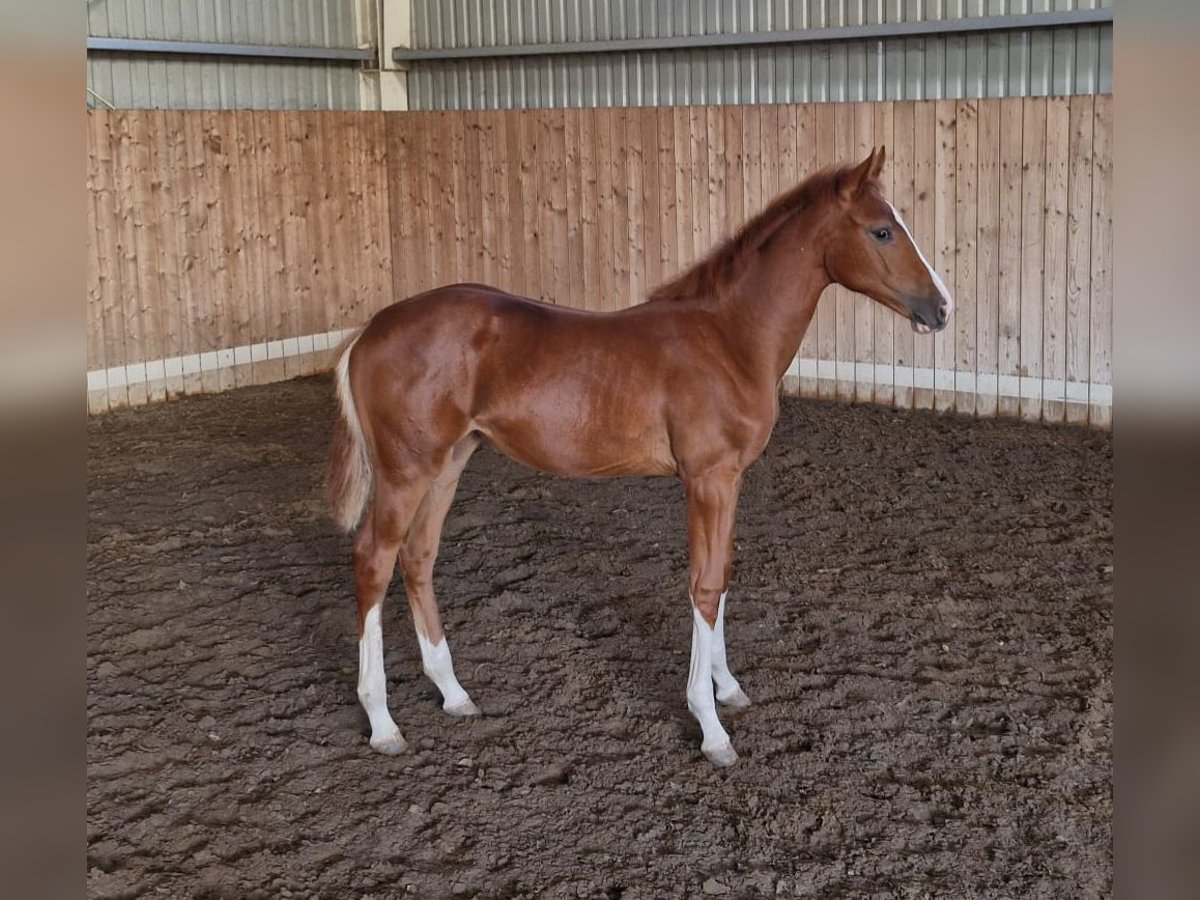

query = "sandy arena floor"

[{"left": 88, "top": 377, "right": 1112, "bottom": 898}]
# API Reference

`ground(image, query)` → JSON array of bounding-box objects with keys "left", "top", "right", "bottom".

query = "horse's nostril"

[{"left": 936, "top": 301, "right": 949, "bottom": 325}]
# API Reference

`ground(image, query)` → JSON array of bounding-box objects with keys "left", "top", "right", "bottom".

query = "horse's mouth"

[{"left": 912, "top": 319, "right": 933, "bottom": 335}]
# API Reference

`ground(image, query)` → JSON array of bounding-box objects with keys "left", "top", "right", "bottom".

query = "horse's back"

[{"left": 349, "top": 283, "right": 689, "bottom": 477}]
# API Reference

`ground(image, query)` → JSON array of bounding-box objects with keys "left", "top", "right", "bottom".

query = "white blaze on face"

[{"left": 886, "top": 200, "right": 954, "bottom": 317}]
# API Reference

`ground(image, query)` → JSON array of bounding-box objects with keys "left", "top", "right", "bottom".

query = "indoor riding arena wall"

[{"left": 85, "top": 96, "right": 1112, "bottom": 426}]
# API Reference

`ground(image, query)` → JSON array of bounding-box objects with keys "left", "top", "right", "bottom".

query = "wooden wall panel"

[{"left": 85, "top": 101, "right": 1114, "bottom": 427}]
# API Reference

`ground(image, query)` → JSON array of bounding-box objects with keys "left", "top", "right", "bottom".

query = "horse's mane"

[{"left": 646, "top": 164, "right": 854, "bottom": 304}]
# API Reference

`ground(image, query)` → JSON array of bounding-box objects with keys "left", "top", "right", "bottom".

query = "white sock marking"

[
  {"left": 417, "top": 632, "right": 472, "bottom": 710},
  {"left": 358, "top": 605, "right": 402, "bottom": 745},
  {"left": 886, "top": 200, "right": 954, "bottom": 315},
  {"left": 710, "top": 591, "right": 744, "bottom": 702},
  {"left": 687, "top": 602, "right": 732, "bottom": 755}
]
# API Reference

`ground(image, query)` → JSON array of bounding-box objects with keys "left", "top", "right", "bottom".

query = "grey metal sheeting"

[
  {"left": 407, "top": 0, "right": 1114, "bottom": 110},
  {"left": 86, "top": 0, "right": 364, "bottom": 110}
]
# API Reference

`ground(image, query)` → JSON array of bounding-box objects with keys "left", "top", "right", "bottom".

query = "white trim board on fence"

[{"left": 86, "top": 327, "right": 1112, "bottom": 425}]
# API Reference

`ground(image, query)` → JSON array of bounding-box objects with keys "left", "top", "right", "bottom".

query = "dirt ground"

[{"left": 87, "top": 377, "right": 1112, "bottom": 899}]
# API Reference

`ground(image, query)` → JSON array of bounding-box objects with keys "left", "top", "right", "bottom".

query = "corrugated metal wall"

[
  {"left": 407, "top": 0, "right": 1113, "bottom": 110},
  {"left": 86, "top": 0, "right": 365, "bottom": 109}
]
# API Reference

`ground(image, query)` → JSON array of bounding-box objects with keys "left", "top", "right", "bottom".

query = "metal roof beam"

[
  {"left": 87, "top": 37, "right": 375, "bottom": 63},
  {"left": 392, "top": 9, "right": 1113, "bottom": 64}
]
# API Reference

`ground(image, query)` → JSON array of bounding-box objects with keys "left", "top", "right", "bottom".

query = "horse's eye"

[{"left": 872, "top": 228, "right": 892, "bottom": 242}]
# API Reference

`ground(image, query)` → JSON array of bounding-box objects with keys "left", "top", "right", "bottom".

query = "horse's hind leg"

[
  {"left": 354, "top": 478, "right": 430, "bottom": 755},
  {"left": 711, "top": 593, "right": 750, "bottom": 708},
  {"left": 401, "top": 434, "right": 481, "bottom": 717}
]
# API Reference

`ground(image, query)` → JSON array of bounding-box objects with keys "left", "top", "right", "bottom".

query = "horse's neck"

[{"left": 717, "top": 213, "right": 832, "bottom": 383}]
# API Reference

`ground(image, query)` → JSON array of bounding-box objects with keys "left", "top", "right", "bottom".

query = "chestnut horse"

[{"left": 327, "top": 148, "right": 951, "bottom": 766}]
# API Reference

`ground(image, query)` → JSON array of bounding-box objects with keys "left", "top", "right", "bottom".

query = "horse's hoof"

[
  {"left": 702, "top": 741, "right": 739, "bottom": 767},
  {"left": 369, "top": 729, "right": 409, "bottom": 755},
  {"left": 444, "top": 697, "right": 481, "bottom": 717},
  {"left": 717, "top": 688, "right": 752, "bottom": 709}
]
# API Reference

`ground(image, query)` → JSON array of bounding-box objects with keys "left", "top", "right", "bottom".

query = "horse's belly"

[{"left": 477, "top": 412, "right": 676, "bottom": 478}]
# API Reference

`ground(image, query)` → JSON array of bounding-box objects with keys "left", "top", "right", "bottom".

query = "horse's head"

[{"left": 823, "top": 148, "right": 952, "bottom": 334}]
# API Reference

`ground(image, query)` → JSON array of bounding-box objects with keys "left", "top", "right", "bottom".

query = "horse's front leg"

[{"left": 683, "top": 467, "right": 745, "bottom": 766}]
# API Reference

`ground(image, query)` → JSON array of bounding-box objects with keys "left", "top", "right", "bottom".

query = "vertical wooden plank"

[
  {"left": 194, "top": 111, "right": 232, "bottom": 393},
  {"left": 536, "top": 111, "right": 558, "bottom": 298},
  {"left": 321, "top": 112, "right": 352, "bottom": 357},
  {"left": 853, "top": 102, "right": 876, "bottom": 405},
  {"left": 449, "top": 111, "right": 471, "bottom": 284},
  {"left": 688, "top": 106, "right": 710, "bottom": 266},
  {"left": 995, "top": 98, "right": 1025, "bottom": 417},
  {"left": 611, "top": 109, "right": 632, "bottom": 310},
  {"left": 463, "top": 110, "right": 487, "bottom": 285},
  {"left": 639, "top": 107, "right": 662, "bottom": 299},
  {"left": 706, "top": 105, "right": 727, "bottom": 259},
  {"left": 777, "top": 104, "right": 798, "bottom": 195},
  {"left": 1019, "top": 98, "right": 1047, "bottom": 420},
  {"left": 414, "top": 113, "right": 441, "bottom": 293},
  {"left": 177, "top": 113, "right": 210, "bottom": 395},
  {"left": 345, "top": 111, "right": 375, "bottom": 327},
  {"left": 912, "top": 101, "right": 937, "bottom": 411},
  {"left": 626, "top": 109, "right": 647, "bottom": 305},
  {"left": 1041, "top": 96, "right": 1071, "bottom": 423},
  {"left": 426, "top": 111, "right": 453, "bottom": 292},
  {"left": 282, "top": 112, "right": 316, "bottom": 376},
  {"left": 579, "top": 107, "right": 599, "bottom": 309},
  {"left": 491, "top": 111, "right": 515, "bottom": 293},
  {"left": 217, "top": 111, "right": 252, "bottom": 386},
  {"left": 976, "top": 99, "right": 1003, "bottom": 419},
  {"left": 88, "top": 113, "right": 124, "bottom": 409},
  {"left": 1065, "top": 95, "right": 1095, "bottom": 426},
  {"left": 363, "top": 111, "right": 394, "bottom": 319},
  {"left": 477, "top": 111, "right": 501, "bottom": 290},
  {"left": 85, "top": 115, "right": 107, "bottom": 411},
  {"left": 595, "top": 109, "right": 617, "bottom": 311},
  {"left": 143, "top": 111, "right": 186, "bottom": 399},
  {"left": 230, "top": 110, "right": 266, "bottom": 385},
  {"left": 385, "top": 113, "right": 410, "bottom": 299},
  {"left": 890, "top": 101, "right": 916, "bottom": 410},
  {"left": 547, "top": 110, "right": 570, "bottom": 304},
  {"left": 132, "top": 111, "right": 167, "bottom": 400},
  {"left": 741, "top": 103, "right": 763, "bottom": 222},
  {"left": 933, "top": 99, "right": 958, "bottom": 412},
  {"left": 656, "top": 106, "right": 678, "bottom": 290},
  {"left": 113, "top": 111, "right": 149, "bottom": 405},
  {"left": 834, "top": 101, "right": 858, "bottom": 404},
  {"left": 721, "top": 105, "right": 744, "bottom": 258},
  {"left": 672, "top": 106, "right": 693, "bottom": 281},
  {"left": 253, "top": 111, "right": 288, "bottom": 386},
  {"left": 519, "top": 111, "right": 543, "bottom": 300},
  {"left": 759, "top": 104, "right": 781, "bottom": 216},
  {"left": 1089, "top": 94, "right": 1113, "bottom": 428},
  {"left": 213, "top": 111, "right": 249, "bottom": 387},
  {"left": 796, "top": 104, "right": 821, "bottom": 398},
  {"left": 562, "top": 108, "right": 582, "bottom": 304},
  {"left": 871, "top": 102, "right": 896, "bottom": 409},
  {"left": 954, "top": 99, "right": 979, "bottom": 417}
]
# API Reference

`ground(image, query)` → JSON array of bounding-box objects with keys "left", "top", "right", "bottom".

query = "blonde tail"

[{"left": 326, "top": 332, "right": 373, "bottom": 532}]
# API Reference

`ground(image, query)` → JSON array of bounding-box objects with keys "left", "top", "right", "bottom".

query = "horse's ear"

[
  {"left": 870, "top": 145, "right": 886, "bottom": 181},
  {"left": 841, "top": 147, "right": 884, "bottom": 201}
]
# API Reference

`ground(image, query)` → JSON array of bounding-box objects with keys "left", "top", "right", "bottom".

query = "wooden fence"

[{"left": 86, "top": 98, "right": 1112, "bottom": 425}]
